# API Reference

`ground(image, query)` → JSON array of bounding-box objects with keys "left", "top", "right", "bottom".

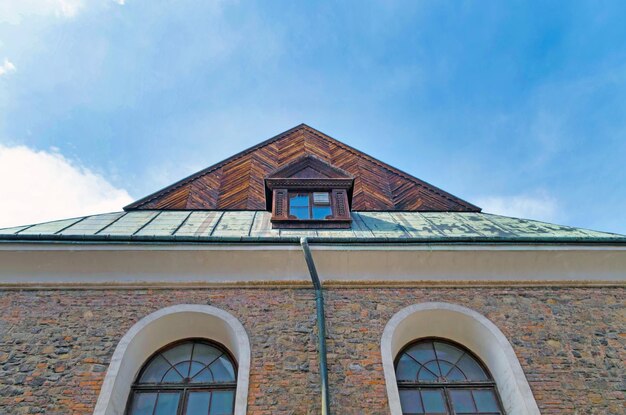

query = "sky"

[{"left": 0, "top": 0, "right": 625, "bottom": 233}]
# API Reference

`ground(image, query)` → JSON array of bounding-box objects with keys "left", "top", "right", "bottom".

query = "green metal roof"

[{"left": 0, "top": 211, "right": 624, "bottom": 244}]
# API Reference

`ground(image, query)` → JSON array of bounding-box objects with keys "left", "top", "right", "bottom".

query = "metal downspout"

[{"left": 300, "top": 237, "right": 331, "bottom": 415}]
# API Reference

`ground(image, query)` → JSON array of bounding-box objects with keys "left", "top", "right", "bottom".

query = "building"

[{"left": 0, "top": 124, "right": 624, "bottom": 415}]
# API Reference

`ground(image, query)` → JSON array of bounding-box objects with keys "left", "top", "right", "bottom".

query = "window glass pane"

[
  {"left": 312, "top": 205, "right": 332, "bottom": 219},
  {"left": 434, "top": 342, "right": 464, "bottom": 365},
  {"left": 129, "top": 392, "right": 157, "bottom": 415},
  {"left": 154, "top": 392, "right": 180, "bottom": 415},
  {"left": 188, "top": 361, "right": 205, "bottom": 379},
  {"left": 209, "top": 390, "right": 235, "bottom": 415},
  {"left": 399, "top": 389, "right": 423, "bottom": 414},
  {"left": 425, "top": 361, "right": 441, "bottom": 377},
  {"left": 421, "top": 389, "right": 447, "bottom": 413},
  {"left": 185, "top": 391, "right": 211, "bottom": 415},
  {"left": 417, "top": 367, "right": 437, "bottom": 382},
  {"left": 473, "top": 389, "right": 500, "bottom": 412},
  {"left": 190, "top": 366, "right": 213, "bottom": 383},
  {"left": 456, "top": 354, "right": 488, "bottom": 381},
  {"left": 174, "top": 361, "right": 191, "bottom": 379},
  {"left": 162, "top": 367, "right": 183, "bottom": 383},
  {"left": 396, "top": 354, "right": 420, "bottom": 381},
  {"left": 289, "top": 206, "right": 310, "bottom": 219},
  {"left": 192, "top": 343, "right": 222, "bottom": 366},
  {"left": 290, "top": 194, "right": 311, "bottom": 219},
  {"left": 450, "top": 389, "right": 476, "bottom": 413},
  {"left": 163, "top": 343, "right": 193, "bottom": 366},
  {"left": 289, "top": 194, "right": 309, "bottom": 207},
  {"left": 139, "top": 355, "right": 171, "bottom": 384},
  {"left": 446, "top": 367, "right": 466, "bottom": 381},
  {"left": 210, "top": 355, "right": 236, "bottom": 382},
  {"left": 438, "top": 361, "right": 453, "bottom": 378},
  {"left": 406, "top": 343, "right": 436, "bottom": 365}
]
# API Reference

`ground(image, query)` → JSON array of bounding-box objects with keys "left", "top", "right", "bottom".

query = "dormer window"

[
  {"left": 265, "top": 156, "right": 353, "bottom": 229},
  {"left": 289, "top": 192, "right": 333, "bottom": 220}
]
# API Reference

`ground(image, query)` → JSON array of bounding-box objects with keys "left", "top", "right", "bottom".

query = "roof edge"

[{"left": 2, "top": 234, "right": 626, "bottom": 245}]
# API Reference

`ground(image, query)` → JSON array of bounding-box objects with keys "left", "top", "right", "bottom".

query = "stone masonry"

[{"left": 0, "top": 286, "right": 624, "bottom": 414}]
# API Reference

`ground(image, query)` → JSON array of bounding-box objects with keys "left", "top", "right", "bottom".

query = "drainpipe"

[{"left": 300, "top": 237, "right": 331, "bottom": 415}]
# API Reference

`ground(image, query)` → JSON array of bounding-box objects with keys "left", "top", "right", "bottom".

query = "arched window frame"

[
  {"left": 94, "top": 304, "right": 250, "bottom": 415},
  {"left": 381, "top": 302, "right": 540, "bottom": 415},
  {"left": 126, "top": 338, "right": 238, "bottom": 414},
  {"left": 394, "top": 337, "right": 505, "bottom": 414}
]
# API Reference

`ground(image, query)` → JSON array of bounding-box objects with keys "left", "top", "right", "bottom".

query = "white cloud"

[
  {"left": 0, "top": 0, "right": 124, "bottom": 24},
  {"left": 0, "top": 58, "right": 16, "bottom": 76},
  {"left": 475, "top": 192, "right": 559, "bottom": 222},
  {"left": 0, "top": 144, "right": 133, "bottom": 228},
  {"left": 0, "top": 0, "right": 83, "bottom": 23}
]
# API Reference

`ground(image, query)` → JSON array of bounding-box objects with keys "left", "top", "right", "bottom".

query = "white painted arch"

[
  {"left": 381, "top": 302, "right": 540, "bottom": 415},
  {"left": 94, "top": 304, "right": 250, "bottom": 415}
]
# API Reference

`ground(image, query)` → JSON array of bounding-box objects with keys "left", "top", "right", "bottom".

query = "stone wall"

[{"left": 0, "top": 286, "right": 623, "bottom": 414}]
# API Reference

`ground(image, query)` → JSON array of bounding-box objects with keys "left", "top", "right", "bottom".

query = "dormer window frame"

[
  {"left": 264, "top": 156, "right": 353, "bottom": 229},
  {"left": 267, "top": 181, "right": 352, "bottom": 229}
]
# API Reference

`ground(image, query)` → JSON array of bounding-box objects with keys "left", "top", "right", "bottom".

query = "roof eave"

[{"left": 2, "top": 234, "right": 626, "bottom": 246}]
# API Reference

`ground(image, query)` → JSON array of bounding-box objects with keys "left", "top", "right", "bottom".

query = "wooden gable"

[
  {"left": 265, "top": 154, "right": 353, "bottom": 180},
  {"left": 125, "top": 124, "right": 480, "bottom": 212}
]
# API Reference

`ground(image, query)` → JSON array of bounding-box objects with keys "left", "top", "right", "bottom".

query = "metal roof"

[{"left": 1, "top": 211, "right": 625, "bottom": 244}]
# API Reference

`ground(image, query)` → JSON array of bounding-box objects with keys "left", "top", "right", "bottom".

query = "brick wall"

[{"left": 0, "top": 286, "right": 624, "bottom": 414}]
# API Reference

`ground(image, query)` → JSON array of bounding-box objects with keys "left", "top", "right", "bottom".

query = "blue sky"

[{"left": 1, "top": 0, "right": 625, "bottom": 233}]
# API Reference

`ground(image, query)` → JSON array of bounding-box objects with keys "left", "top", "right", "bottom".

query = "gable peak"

[{"left": 125, "top": 124, "right": 480, "bottom": 212}]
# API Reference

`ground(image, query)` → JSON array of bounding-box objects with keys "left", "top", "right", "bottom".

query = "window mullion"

[
  {"left": 187, "top": 343, "right": 196, "bottom": 378},
  {"left": 470, "top": 388, "right": 480, "bottom": 414},
  {"left": 417, "top": 387, "right": 425, "bottom": 414},
  {"left": 207, "top": 389, "right": 213, "bottom": 415},
  {"left": 442, "top": 387, "right": 454, "bottom": 415},
  {"left": 151, "top": 392, "right": 161, "bottom": 415},
  {"left": 177, "top": 389, "right": 187, "bottom": 415}
]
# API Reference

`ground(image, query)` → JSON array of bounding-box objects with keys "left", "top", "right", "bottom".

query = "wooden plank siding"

[{"left": 125, "top": 124, "right": 480, "bottom": 212}]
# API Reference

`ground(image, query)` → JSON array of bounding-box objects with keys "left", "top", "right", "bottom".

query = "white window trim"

[
  {"left": 381, "top": 302, "right": 540, "bottom": 415},
  {"left": 93, "top": 304, "right": 250, "bottom": 415}
]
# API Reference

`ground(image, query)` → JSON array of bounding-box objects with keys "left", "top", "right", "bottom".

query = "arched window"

[
  {"left": 126, "top": 339, "right": 237, "bottom": 415},
  {"left": 381, "top": 302, "right": 540, "bottom": 415},
  {"left": 395, "top": 339, "right": 504, "bottom": 415}
]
